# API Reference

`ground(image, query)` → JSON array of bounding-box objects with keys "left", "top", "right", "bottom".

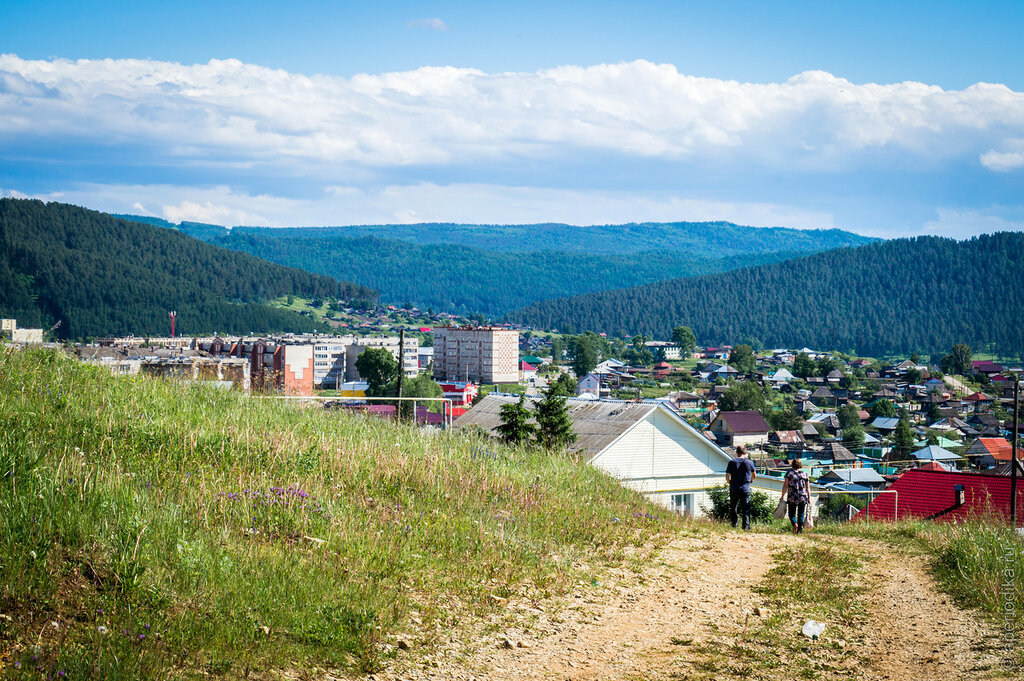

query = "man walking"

[{"left": 725, "top": 445, "right": 756, "bottom": 529}]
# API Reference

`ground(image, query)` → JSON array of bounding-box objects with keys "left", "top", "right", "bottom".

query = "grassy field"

[{"left": 0, "top": 347, "right": 680, "bottom": 679}]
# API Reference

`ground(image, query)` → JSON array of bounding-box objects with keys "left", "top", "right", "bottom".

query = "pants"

[
  {"left": 788, "top": 501, "right": 806, "bottom": 528},
  {"left": 730, "top": 489, "right": 752, "bottom": 529}
]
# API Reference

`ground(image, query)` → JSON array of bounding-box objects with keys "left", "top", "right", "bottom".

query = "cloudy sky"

[{"left": 2, "top": 0, "right": 1023, "bottom": 237}]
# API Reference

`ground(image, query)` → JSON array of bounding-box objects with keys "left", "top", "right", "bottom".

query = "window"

[{"left": 671, "top": 493, "right": 694, "bottom": 516}]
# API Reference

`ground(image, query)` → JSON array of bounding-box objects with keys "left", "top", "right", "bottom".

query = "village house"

[
  {"left": 709, "top": 410, "right": 770, "bottom": 447},
  {"left": 857, "top": 469, "right": 1022, "bottom": 525},
  {"left": 453, "top": 395, "right": 819, "bottom": 515}
]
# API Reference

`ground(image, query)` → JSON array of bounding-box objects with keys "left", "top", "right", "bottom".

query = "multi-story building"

[
  {"left": 345, "top": 336, "right": 419, "bottom": 382},
  {"left": 1, "top": 319, "right": 43, "bottom": 344},
  {"left": 433, "top": 326, "right": 518, "bottom": 384},
  {"left": 194, "top": 334, "right": 418, "bottom": 392}
]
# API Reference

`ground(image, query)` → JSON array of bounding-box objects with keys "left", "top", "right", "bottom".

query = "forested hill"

[
  {"left": 506, "top": 233, "right": 1024, "bottom": 357},
  {"left": 176, "top": 230, "right": 803, "bottom": 316},
  {"left": 167, "top": 219, "right": 875, "bottom": 256},
  {"left": 116, "top": 214, "right": 875, "bottom": 315},
  {"left": 0, "top": 200, "right": 376, "bottom": 340}
]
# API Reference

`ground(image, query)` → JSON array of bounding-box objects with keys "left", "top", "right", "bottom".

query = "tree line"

[
  {"left": 0, "top": 199, "right": 376, "bottom": 340},
  {"left": 506, "top": 233, "right": 1024, "bottom": 358}
]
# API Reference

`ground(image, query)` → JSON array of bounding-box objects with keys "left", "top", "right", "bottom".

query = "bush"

[{"left": 705, "top": 485, "right": 775, "bottom": 523}]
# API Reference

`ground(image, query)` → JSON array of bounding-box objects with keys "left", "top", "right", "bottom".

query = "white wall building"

[{"left": 455, "top": 395, "right": 820, "bottom": 517}]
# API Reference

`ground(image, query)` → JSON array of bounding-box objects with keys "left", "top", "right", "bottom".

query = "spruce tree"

[
  {"left": 496, "top": 394, "right": 537, "bottom": 446},
  {"left": 534, "top": 389, "right": 578, "bottom": 451}
]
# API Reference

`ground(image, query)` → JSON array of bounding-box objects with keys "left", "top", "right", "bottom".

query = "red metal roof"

[{"left": 855, "top": 469, "right": 1023, "bottom": 525}]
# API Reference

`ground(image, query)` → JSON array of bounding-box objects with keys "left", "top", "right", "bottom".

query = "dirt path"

[
  {"left": 847, "top": 536, "right": 1005, "bottom": 681},
  {"left": 379, "top": 531, "right": 1006, "bottom": 681}
]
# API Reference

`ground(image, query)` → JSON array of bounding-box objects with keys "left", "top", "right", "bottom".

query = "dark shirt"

[
  {"left": 785, "top": 469, "right": 809, "bottom": 503},
  {"left": 726, "top": 457, "right": 756, "bottom": 493}
]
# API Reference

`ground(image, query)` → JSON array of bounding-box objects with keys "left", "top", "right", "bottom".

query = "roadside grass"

[
  {"left": 815, "top": 518, "right": 1024, "bottom": 667},
  {"left": 674, "top": 539, "right": 869, "bottom": 680},
  {"left": 0, "top": 347, "right": 682, "bottom": 678}
]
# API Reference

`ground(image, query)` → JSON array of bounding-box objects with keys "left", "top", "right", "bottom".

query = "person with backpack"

[
  {"left": 725, "top": 445, "right": 756, "bottom": 529},
  {"left": 781, "top": 459, "right": 810, "bottom": 533}
]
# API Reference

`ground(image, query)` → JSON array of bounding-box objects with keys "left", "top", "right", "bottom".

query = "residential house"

[
  {"left": 453, "top": 395, "right": 820, "bottom": 515},
  {"left": 964, "top": 437, "right": 1013, "bottom": 469},
  {"left": 709, "top": 410, "right": 770, "bottom": 448}
]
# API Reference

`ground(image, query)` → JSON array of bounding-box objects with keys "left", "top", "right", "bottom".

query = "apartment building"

[
  {"left": 344, "top": 336, "right": 419, "bottom": 382},
  {"left": 1, "top": 319, "right": 43, "bottom": 344},
  {"left": 433, "top": 326, "right": 518, "bottom": 384}
]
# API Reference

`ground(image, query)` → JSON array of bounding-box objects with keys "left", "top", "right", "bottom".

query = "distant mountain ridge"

[
  {"left": 1, "top": 200, "right": 376, "bottom": 339},
  {"left": 505, "top": 233, "right": 1024, "bottom": 357},
  {"left": 115, "top": 216, "right": 875, "bottom": 256},
  {"left": 117, "top": 214, "right": 876, "bottom": 315}
]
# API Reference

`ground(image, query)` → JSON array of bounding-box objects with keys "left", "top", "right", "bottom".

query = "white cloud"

[
  {"left": 17, "top": 181, "right": 835, "bottom": 230},
  {"left": 980, "top": 138, "right": 1024, "bottom": 171},
  {"left": 921, "top": 207, "right": 1024, "bottom": 238},
  {"left": 406, "top": 18, "right": 449, "bottom": 31},
  {"left": 1, "top": 55, "right": 1023, "bottom": 175}
]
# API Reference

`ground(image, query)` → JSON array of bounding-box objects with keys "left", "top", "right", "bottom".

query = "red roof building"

[
  {"left": 965, "top": 437, "right": 1013, "bottom": 463},
  {"left": 856, "top": 469, "right": 1023, "bottom": 525}
]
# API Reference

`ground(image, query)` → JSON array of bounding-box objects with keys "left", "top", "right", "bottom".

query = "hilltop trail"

[{"left": 381, "top": 531, "right": 1005, "bottom": 681}]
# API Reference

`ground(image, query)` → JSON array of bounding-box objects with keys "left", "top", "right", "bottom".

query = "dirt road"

[{"left": 379, "top": 530, "right": 1006, "bottom": 681}]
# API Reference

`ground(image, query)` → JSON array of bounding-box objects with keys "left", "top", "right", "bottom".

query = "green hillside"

[
  {"left": 115, "top": 215, "right": 874, "bottom": 316},
  {"left": 187, "top": 231, "right": 804, "bottom": 316},
  {"left": 0, "top": 200, "right": 376, "bottom": 339},
  {"left": 0, "top": 348, "right": 675, "bottom": 677},
  {"left": 506, "top": 233, "right": 1024, "bottom": 357},
  {"left": 219, "top": 220, "right": 875, "bottom": 256}
]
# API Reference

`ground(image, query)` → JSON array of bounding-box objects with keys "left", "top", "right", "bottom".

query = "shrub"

[{"left": 704, "top": 485, "right": 775, "bottom": 523}]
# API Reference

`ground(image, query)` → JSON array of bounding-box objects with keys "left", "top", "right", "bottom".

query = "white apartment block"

[
  {"left": 344, "top": 336, "right": 419, "bottom": 382},
  {"left": 433, "top": 326, "right": 519, "bottom": 384}
]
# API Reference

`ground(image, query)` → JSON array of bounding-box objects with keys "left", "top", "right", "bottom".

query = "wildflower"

[
  {"left": 139, "top": 634, "right": 146, "bottom": 640},
  {"left": 97, "top": 626, "right": 108, "bottom": 634}
]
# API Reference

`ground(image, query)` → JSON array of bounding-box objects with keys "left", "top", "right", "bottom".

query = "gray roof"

[
  {"left": 909, "top": 445, "right": 960, "bottom": 462},
  {"left": 871, "top": 417, "right": 901, "bottom": 430},
  {"left": 818, "top": 468, "right": 886, "bottom": 484},
  {"left": 453, "top": 394, "right": 662, "bottom": 458}
]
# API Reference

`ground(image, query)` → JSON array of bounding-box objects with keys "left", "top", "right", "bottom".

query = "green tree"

[
  {"left": 717, "top": 381, "right": 766, "bottom": 413},
  {"left": 671, "top": 325, "right": 697, "bottom": 356},
  {"left": 496, "top": 394, "right": 537, "bottom": 446},
  {"left": 743, "top": 337, "right": 764, "bottom": 352},
  {"left": 905, "top": 367, "right": 923, "bottom": 385},
  {"left": 728, "top": 344, "right": 756, "bottom": 373},
  {"left": 400, "top": 373, "right": 444, "bottom": 416},
  {"left": 533, "top": 390, "right": 578, "bottom": 450},
  {"left": 793, "top": 352, "right": 817, "bottom": 379},
  {"left": 891, "top": 418, "right": 916, "bottom": 459},
  {"left": 871, "top": 398, "right": 898, "bottom": 419},
  {"left": 941, "top": 343, "right": 973, "bottom": 375},
  {"left": 568, "top": 333, "right": 602, "bottom": 377},
  {"left": 547, "top": 372, "right": 578, "bottom": 397},
  {"left": 816, "top": 355, "right": 841, "bottom": 376},
  {"left": 768, "top": 408, "right": 803, "bottom": 431},
  {"left": 842, "top": 424, "right": 866, "bottom": 447},
  {"left": 626, "top": 334, "right": 654, "bottom": 366},
  {"left": 355, "top": 347, "right": 399, "bottom": 397},
  {"left": 836, "top": 403, "right": 861, "bottom": 430},
  {"left": 550, "top": 336, "right": 565, "bottom": 363}
]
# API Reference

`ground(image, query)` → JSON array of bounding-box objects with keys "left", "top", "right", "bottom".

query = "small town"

[
  {"left": 5, "top": 314, "right": 1020, "bottom": 529},
  {"left": 3, "top": 4, "right": 1024, "bottom": 679}
]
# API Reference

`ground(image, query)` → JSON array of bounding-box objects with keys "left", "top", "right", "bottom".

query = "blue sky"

[{"left": 2, "top": 0, "right": 1023, "bottom": 236}]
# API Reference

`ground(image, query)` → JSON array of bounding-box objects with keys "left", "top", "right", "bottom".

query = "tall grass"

[{"left": 0, "top": 348, "right": 679, "bottom": 678}]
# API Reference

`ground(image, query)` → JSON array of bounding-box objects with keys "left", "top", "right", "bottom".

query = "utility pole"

[
  {"left": 397, "top": 328, "right": 405, "bottom": 419},
  {"left": 1012, "top": 377, "right": 1019, "bottom": 526}
]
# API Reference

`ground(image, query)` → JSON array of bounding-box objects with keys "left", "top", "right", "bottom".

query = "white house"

[{"left": 454, "top": 395, "right": 819, "bottom": 516}]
